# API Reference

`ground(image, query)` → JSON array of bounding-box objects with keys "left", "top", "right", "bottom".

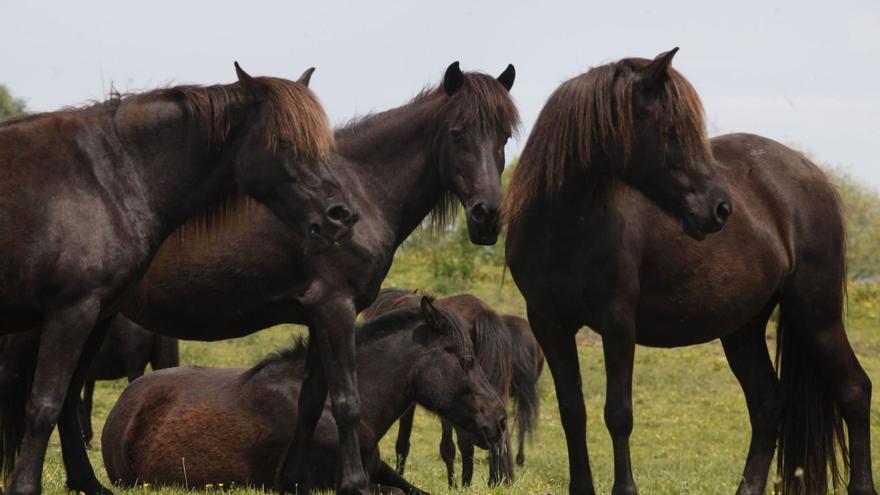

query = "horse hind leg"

[
  {"left": 4, "top": 297, "right": 111, "bottom": 495},
  {"left": 779, "top": 272, "right": 875, "bottom": 494},
  {"left": 720, "top": 310, "right": 782, "bottom": 495}
]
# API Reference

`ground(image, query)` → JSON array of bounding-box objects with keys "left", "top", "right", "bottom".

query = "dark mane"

[
  {"left": 245, "top": 301, "right": 472, "bottom": 380},
  {"left": 359, "top": 287, "right": 422, "bottom": 319},
  {"left": 502, "top": 57, "right": 710, "bottom": 224},
  {"left": 337, "top": 71, "right": 519, "bottom": 230}
]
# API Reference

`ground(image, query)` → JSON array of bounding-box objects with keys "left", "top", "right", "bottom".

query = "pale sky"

[{"left": 3, "top": 1, "right": 879, "bottom": 187}]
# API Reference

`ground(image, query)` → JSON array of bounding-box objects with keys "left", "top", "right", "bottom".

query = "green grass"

[{"left": 26, "top": 261, "right": 880, "bottom": 494}]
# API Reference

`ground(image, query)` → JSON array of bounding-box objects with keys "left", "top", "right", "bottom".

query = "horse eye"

[
  {"left": 277, "top": 140, "right": 292, "bottom": 151},
  {"left": 450, "top": 128, "right": 464, "bottom": 140}
]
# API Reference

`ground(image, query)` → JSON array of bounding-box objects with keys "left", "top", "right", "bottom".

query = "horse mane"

[
  {"left": 471, "top": 306, "right": 513, "bottom": 396},
  {"left": 359, "top": 287, "right": 423, "bottom": 319},
  {"left": 501, "top": 57, "right": 710, "bottom": 224},
  {"left": 336, "top": 71, "right": 519, "bottom": 230},
  {"left": 2, "top": 78, "right": 333, "bottom": 162},
  {"left": 244, "top": 300, "right": 472, "bottom": 380},
  {"left": 168, "top": 192, "right": 260, "bottom": 245}
]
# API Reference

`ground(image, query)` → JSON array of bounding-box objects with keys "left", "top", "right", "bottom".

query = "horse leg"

[
  {"left": 5, "top": 297, "right": 110, "bottom": 495},
  {"left": 454, "top": 427, "right": 474, "bottom": 488},
  {"left": 516, "top": 415, "right": 526, "bottom": 466},
  {"left": 372, "top": 460, "right": 429, "bottom": 495},
  {"left": 57, "top": 317, "right": 114, "bottom": 495},
  {"left": 599, "top": 313, "right": 637, "bottom": 495},
  {"left": 790, "top": 315, "right": 875, "bottom": 494},
  {"left": 439, "top": 420, "right": 456, "bottom": 488},
  {"left": 529, "top": 309, "right": 594, "bottom": 495},
  {"left": 720, "top": 315, "right": 781, "bottom": 495},
  {"left": 276, "top": 332, "right": 327, "bottom": 494},
  {"left": 394, "top": 405, "right": 415, "bottom": 475},
  {"left": 78, "top": 380, "right": 95, "bottom": 448},
  {"left": 287, "top": 298, "right": 369, "bottom": 495}
]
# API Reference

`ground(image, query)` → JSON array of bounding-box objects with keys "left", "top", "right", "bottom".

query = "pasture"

[{"left": 33, "top": 256, "right": 880, "bottom": 495}]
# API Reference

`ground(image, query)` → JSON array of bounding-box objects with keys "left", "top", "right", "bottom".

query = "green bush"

[{"left": 0, "top": 84, "right": 25, "bottom": 120}]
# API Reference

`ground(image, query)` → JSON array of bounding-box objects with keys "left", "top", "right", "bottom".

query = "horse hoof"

[{"left": 66, "top": 480, "right": 114, "bottom": 495}]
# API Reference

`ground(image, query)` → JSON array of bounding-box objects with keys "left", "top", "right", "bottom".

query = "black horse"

[
  {"left": 101, "top": 298, "right": 506, "bottom": 494},
  {"left": 362, "top": 288, "right": 544, "bottom": 487},
  {"left": 0, "top": 64, "right": 351, "bottom": 495},
  {"left": 503, "top": 49, "right": 875, "bottom": 494},
  {"left": 110, "top": 62, "right": 518, "bottom": 494}
]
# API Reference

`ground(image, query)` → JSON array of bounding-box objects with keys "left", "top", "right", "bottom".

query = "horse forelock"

[
  {"left": 501, "top": 58, "right": 711, "bottom": 225},
  {"left": 257, "top": 77, "right": 334, "bottom": 160}
]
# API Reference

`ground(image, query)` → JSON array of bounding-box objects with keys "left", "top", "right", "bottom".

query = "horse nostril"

[
  {"left": 470, "top": 203, "right": 490, "bottom": 223},
  {"left": 326, "top": 204, "right": 355, "bottom": 226},
  {"left": 714, "top": 201, "right": 732, "bottom": 224}
]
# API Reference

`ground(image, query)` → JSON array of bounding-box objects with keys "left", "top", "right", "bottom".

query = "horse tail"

[
  {"left": 150, "top": 334, "right": 179, "bottom": 370},
  {"left": 0, "top": 330, "right": 40, "bottom": 483},
  {"left": 776, "top": 306, "right": 848, "bottom": 494},
  {"left": 507, "top": 316, "right": 542, "bottom": 443}
]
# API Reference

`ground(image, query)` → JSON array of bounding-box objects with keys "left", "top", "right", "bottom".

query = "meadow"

[{"left": 32, "top": 247, "right": 880, "bottom": 495}]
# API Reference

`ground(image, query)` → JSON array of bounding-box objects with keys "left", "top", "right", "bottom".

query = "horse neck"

[
  {"left": 337, "top": 98, "right": 447, "bottom": 246},
  {"left": 111, "top": 91, "right": 246, "bottom": 245},
  {"left": 352, "top": 329, "right": 421, "bottom": 444}
]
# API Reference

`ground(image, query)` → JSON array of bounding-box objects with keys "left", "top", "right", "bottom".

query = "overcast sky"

[{"left": 3, "top": 1, "right": 878, "bottom": 187}]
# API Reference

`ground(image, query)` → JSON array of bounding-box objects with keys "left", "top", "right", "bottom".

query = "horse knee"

[
  {"left": 25, "top": 399, "right": 62, "bottom": 433},
  {"left": 752, "top": 395, "right": 784, "bottom": 433},
  {"left": 604, "top": 403, "right": 633, "bottom": 437},
  {"left": 331, "top": 394, "right": 361, "bottom": 426}
]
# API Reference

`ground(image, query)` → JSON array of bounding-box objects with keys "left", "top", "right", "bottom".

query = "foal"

[
  {"left": 362, "top": 288, "right": 544, "bottom": 488},
  {"left": 102, "top": 298, "right": 506, "bottom": 493}
]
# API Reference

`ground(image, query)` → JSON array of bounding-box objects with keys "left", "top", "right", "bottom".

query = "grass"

[{"left": 25, "top": 258, "right": 880, "bottom": 494}]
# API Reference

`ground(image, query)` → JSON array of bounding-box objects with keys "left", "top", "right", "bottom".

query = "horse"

[
  {"left": 78, "top": 315, "right": 179, "bottom": 447},
  {"left": 361, "top": 288, "right": 544, "bottom": 488},
  {"left": 502, "top": 48, "right": 875, "bottom": 495},
  {"left": 108, "top": 61, "right": 518, "bottom": 495},
  {"left": 101, "top": 297, "right": 507, "bottom": 494},
  {"left": 0, "top": 64, "right": 351, "bottom": 495}
]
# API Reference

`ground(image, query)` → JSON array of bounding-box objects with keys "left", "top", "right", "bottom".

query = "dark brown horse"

[
  {"left": 102, "top": 298, "right": 506, "bottom": 494},
  {"left": 78, "top": 315, "right": 179, "bottom": 447},
  {"left": 503, "top": 48, "right": 875, "bottom": 495},
  {"left": 113, "top": 62, "right": 517, "bottom": 494},
  {"left": 0, "top": 65, "right": 350, "bottom": 495},
  {"left": 362, "top": 288, "right": 544, "bottom": 488}
]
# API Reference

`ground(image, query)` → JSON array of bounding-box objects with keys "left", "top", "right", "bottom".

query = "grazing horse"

[
  {"left": 79, "top": 315, "right": 179, "bottom": 447},
  {"left": 113, "top": 62, "right": 517, "bottom": 494},
  {"left": 101, "top": 298, "right": 507, "bottom": 494},
  {"left": 0, "top": 64, "right": 350, "bottom": 495},
  {"left": 362, "top": 288, "right": 544, "bottom": 488},
  {"left": 503, "top": 48, "right": 875, "bottom": 494}
]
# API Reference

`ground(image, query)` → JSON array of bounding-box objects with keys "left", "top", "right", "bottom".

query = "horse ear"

[
  {"left": 638, "top": 47, "right": 679, "bottom": 88},
  {"left": 297, "top": 67, "right": 316, "bottom": 87},
  {"left": 497, "top": 64, "right": 515, "bottom": 92},
  {"left": 234, "top": 61, "right": 264, "bottom": 101},
  {"left": 443, "top": 61, "right": 465, "bottom": 96},
  {"left": 420, "top": 297, "right": 446, "bottom": 332}
]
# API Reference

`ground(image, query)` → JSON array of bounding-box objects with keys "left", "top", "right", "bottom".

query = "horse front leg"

[
  {"left": 5, "top": 297, "right": 111, "bottom": 495},
  {"left": 598, "top": 312, "right": 637, "bottom": 495},
  {"left": 394, "top": 405, "right": 415, "bottom": 475},
  {"left": 528, "top": 308, "right": 594, "bottom": 495},
  {"left": 57, "top": 317, "right": 114, "bottom": 494},
  {"left": 276, "top": 329, "right": 327, "bottom": 494},
  {"left": 308, "top": 297, "right": 369, "bottom": 495}
]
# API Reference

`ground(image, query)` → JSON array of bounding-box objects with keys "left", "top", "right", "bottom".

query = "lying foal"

[{"left": 101, "top": 298, "right": 506, "bottom": 493}]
